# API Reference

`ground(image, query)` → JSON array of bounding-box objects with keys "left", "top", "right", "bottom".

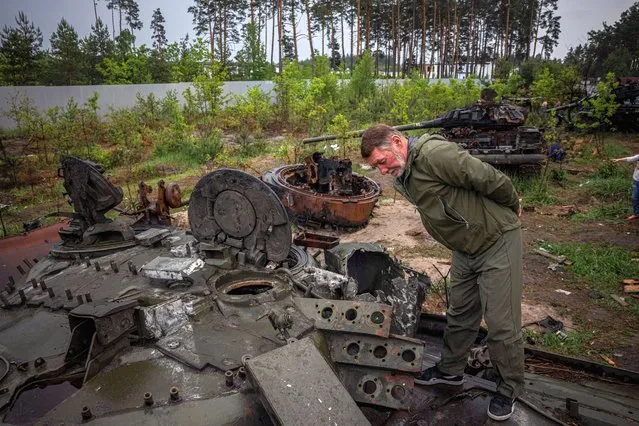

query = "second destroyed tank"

[{"left": 303, "top": 88, "right": 547, "bottom": 173}]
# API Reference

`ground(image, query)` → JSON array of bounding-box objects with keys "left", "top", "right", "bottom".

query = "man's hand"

[
  {"left": 612, "top": 158, "right": 624, "bottom": 163},
  {"left": 517, "top": 198, "right": 522, "bottom": 217}
]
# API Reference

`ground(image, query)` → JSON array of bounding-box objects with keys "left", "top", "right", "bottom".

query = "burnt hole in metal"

[
  {"left": 390, "top": 385, "right": 406, "bottom": 400},
  {"left": 401, "top": 350, "right": 416, "bottom": 362},
  {"left": 373, "top": 346, "right": 387, "bottom": 359},
  {"left": 224, "top": 280, "right": 274, "bottom": 295},
  {"left": 345, "top": 308, "right": 358, "bottom": 321},
  {"left": 362, "top": 380, "right": 377, "bottom": 395},
  {"left": 321, "top": 307, "right": 333, "bottom": 319},
  {"left": 346, "top": 343, "right": 360, "bottom": 356}
]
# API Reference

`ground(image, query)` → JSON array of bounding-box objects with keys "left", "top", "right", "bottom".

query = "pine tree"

[
  {"left": 0, "top": 11, "right": 43, "bottom": 85},
  {"left": 151, "top": 8, "right": 167, "bottom": 50},
  {"left": 49, "top": 18, "right": 83, "bottom": 85},
  {"left": 82, "top": 18, "right": 115, "bottom": 84}
]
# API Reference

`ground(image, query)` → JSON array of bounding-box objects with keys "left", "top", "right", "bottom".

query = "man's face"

[{"left": 365, "top": 135, "right": 407, "bottom": 177}]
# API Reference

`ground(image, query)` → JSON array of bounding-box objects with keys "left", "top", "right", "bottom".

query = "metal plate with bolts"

[
  {"left": 325, "top": 332, "right": 425, "bottom": 373},
  {"left": 140, "top": 257, "right": 204, "bottom": 281},
  {"left": 188, "top": 169, "right": 291, "bottom": 263},
  {"left": 245, "top": 337, "right": 371, "bottom": 426},
  {"left": 337, "top": 364, "right": 415, "bottom": 410},
  {"left": 294, "top": 298, "right": 392, "bottom": 337}
]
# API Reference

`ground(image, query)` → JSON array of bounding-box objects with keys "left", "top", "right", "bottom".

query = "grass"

[
  {"left": 571, "top": 203, "right": 630, "bottom": 222},
  {"left": 509, "top": 172, "right": 560, "bottom": 206},
  {"left": 524, "top": 328, "right": 596, "bottom": 358},
  {"left": 538, "top": 242, "right": 639, "bottom": 294}
]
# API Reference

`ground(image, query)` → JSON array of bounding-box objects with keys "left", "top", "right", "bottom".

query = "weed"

[
  {"left": 538, "top": 242, "right": 639, "bottom": 294},
  {"left": 524, "top": 328, "right": 595, "bottom": 358},
  {"left": 571, "top": 203, "right": 630, "bottom": 221}
]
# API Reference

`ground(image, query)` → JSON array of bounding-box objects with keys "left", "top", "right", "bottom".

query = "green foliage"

[
  {"left": 509, "top": 167, "right": 558, "bottom": 206},
  {"left": 296, "top": 56, "right": 340, "bottom": 134},
  {"left": 348, "top": 51, "right": 376, "bottom": 105},
  {"left": 226, "top": 86, "right": 272, "bottom": 132},
  {"left": 235, "top": 23, "right": 272, "bottom": 80},
  {"left": 539, "top": 242, "right": 639, "bottom": 294},
  {"left": 576, "top": 73, "right": 619, "bottom": 133},
  {"left": 105, "top": 107, "right": 143, "bottom": 168},
  {"left": 48, "top": 18, "right": 83, "bottom": 85},
  {"left": 273, "top": 60, "right": 305, "bottom": 127},
  {"left": 524, "top": 329, "right": 595, "bottom": 358},
  {"left": 0, "top": 12, "right": 43, "bottom": 85},
  {"left": 190, "top": 60, "right": 228, "bottom": 118},
  {"left": 571, "top": 203, "right": 630, "bottom": 222}
]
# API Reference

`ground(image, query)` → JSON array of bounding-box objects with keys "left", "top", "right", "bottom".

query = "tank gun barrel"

[{"left": 302, "top": 119, "right": 447, "bottom": 144}]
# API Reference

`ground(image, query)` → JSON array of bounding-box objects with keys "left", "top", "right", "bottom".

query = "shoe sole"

[
  {"left": 487, "top": 403, "right": 515, "bottom": 421},
  {"left": 414, "top": 377, "right": 465, "bottom": 386}
]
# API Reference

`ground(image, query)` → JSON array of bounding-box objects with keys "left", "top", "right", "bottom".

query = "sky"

[{"left": 0, "top": 0, "right": 636, "bottom": 61}]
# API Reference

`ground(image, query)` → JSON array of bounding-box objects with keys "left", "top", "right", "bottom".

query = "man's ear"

[{"left": 390, "top": 134, "right": 402, "bottom": 147}]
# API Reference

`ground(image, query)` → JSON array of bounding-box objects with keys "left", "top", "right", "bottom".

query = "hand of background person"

[{"left": 611, "top": 158, "right": 624, "bottom": 163}]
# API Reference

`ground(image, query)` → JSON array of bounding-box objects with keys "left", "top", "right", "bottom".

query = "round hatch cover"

[{"left": 188, "top": 169, "right": 291, "bottom": 262}]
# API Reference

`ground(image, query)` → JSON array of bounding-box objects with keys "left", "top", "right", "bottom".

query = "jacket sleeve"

[{"left": 425, "top": 142, "right": 520, "bottom": 213}]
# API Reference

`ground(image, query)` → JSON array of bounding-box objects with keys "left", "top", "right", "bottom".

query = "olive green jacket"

[{"left": 395, "top": 134, "right": 521, "bottom": 256}]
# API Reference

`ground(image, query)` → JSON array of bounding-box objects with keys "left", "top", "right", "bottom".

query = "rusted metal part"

[
  {"left": 337, "top": 365, "right": 415, "bottom": 410},
  {"left": 325, "top": 332, "right": 425, "bottom": 373},
  {"left": 189, "top": 169, "right": 291, "bottom": 263},
  {"left": 294, "top": 298, "right": 393, "bottom": 337},
  {"left": 245, "top": 337, "right": 371, "bottom": 425},
  {"left": 263, "top": 163, "right": 381, "bottom": 227},
  {"left": 293, "top": 232, "right": 340, "bottom": 249}
]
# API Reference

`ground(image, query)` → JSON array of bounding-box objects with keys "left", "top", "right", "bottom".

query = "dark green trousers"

[{"left": 438, "top": 227, "right": 524, "bottom": 399}]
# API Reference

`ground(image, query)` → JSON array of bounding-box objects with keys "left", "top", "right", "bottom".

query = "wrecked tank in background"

[
  {"left": 302, "top": 88, "right": 548, "bottom": 173},
  {"left": 549, "top": 76, "right": 639, "bottom": 132},
  {"left": 262, "top": 152, "right": 381, "bottom": 228}
]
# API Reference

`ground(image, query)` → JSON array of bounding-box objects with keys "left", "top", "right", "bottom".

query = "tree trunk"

[
  {"left": 526, "top": 0, "right": 536, "bottom": 58},
  {"left": 341, "top": 14, "right": 346, "bottom": 68},
  {"left": 350, "top": 5, "right": 354, "bottom": 72},
  {"left": 429, "top": 0, "right": 436, "bottom": 78},
  {"left": 223, "top": 2, "right": 228, "bottom": 64},
  {"left": 532, "top": 0, "right": 544, "bottom": 58},
  {"left": 504, "top": 0, "right": 511, "bottom": 59},
  {"left": 365, "top": 0, "right": 371, "bottom": 51},
  {"left": 209, "top": 20, "right": 215, "bottom": 59},
  {"left": 93, "top": 0, "right": 98, "bottom": 25},
  {"left": 396, "top": 0, "right": 401, "bottom": 78},
  {"left": 469, "top": 0, "right": 476, "bottom": 74},
  {"left": 304, "top": 0, "right": 315, "bottom": 75},
  {"left": 277, "top": 0, "right": 283, "bottom": 72},
  {"left": 408, "top": 0, "right": 416, "bottom": 74},
  {"left": 111, "top": 7, "right": 116, "bottom": 40},
  {"left": 419, "top": 0, "right": 426, "bottom": 77},
  {"left": 271, "top": 3, "right": 276, "bottom": 65},
  {"left": 356, "top": 0, "right": 361, "bottom": 55},
  {"left": 291, "top": 0, "right": 299, "bottom": 60},
  {"left": 451, "top": 0, "right": 458, "bottom": 77}
]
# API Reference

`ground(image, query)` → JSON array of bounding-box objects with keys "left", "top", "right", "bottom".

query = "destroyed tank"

[
  {"left": 303, "top": 88, "right": 548, "bottom": 173},
  {"left": 549, "top": 76, "right": 639, "bottom": 132},
  {"left": 2, "top": 157, "right": 636, "bottom": 425},
  {"left": 0, "top": 156, "right": 433, "bottom": 425}
]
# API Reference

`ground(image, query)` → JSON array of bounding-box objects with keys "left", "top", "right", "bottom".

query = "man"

[
  {"left": 612, "top": 154, "right": 639, "bottom": 221},
  {"left": 361, "top": 124, "right": 524, "bottom": 421}
]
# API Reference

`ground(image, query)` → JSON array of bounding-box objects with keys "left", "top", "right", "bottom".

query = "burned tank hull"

[{"left": 262, "top": 155, "right": 381, "bottom": 228}]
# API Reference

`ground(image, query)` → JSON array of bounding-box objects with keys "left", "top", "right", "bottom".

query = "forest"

[{"left": 0, "top": 1, "right": 637, "bottom": 86}]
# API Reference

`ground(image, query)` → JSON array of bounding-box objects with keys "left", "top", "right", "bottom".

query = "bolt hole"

[
  {"left": 346, "top": 343, "right": 360, "bottom": 356},
  {"left": 345, "top": 308, "right": 358, "bottom": 321},
  {"left": 402, "top": 350, "right": 416, "bottom": 362},
  {"left": 390, "top": 385, "right": 406, "bottom": 400},
  {"left": 363, "top": 380, "right": 377, "bottom": 395},
  {"left": 321, "top": 307, "right": 333, "bottom": 319}
]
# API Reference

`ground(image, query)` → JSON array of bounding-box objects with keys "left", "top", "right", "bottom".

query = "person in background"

[{"left": 612, "top": 154, "right": 639, "bottom": 221}]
